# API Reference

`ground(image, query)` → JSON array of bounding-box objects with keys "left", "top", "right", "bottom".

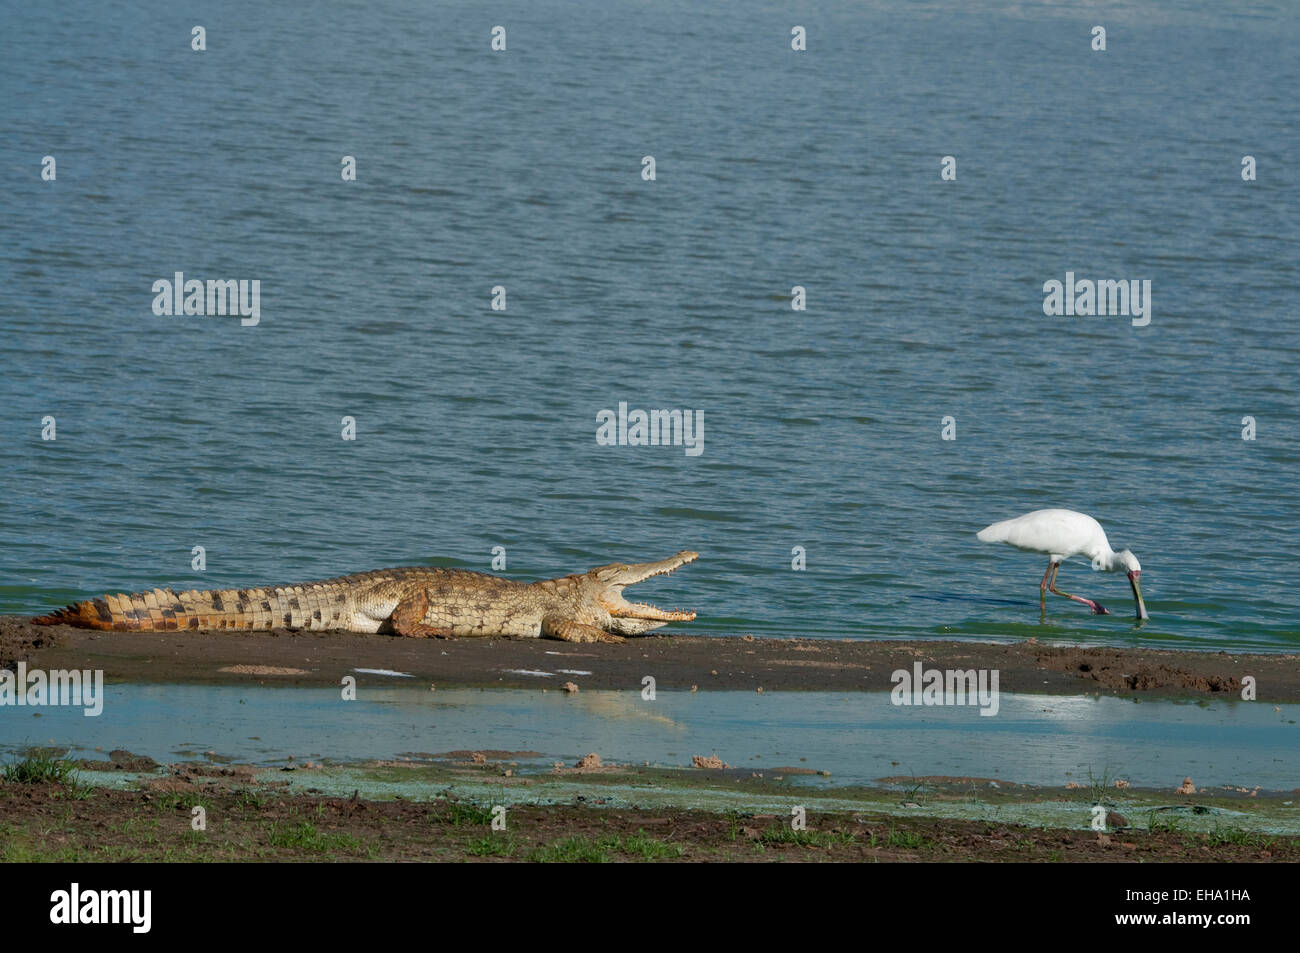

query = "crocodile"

[{"left": 32, "top": 551, "right": 699, "bottom": 643}]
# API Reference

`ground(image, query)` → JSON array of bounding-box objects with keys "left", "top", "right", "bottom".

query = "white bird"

[{"left": 977, "top": 508, "right": 1148, "bottom": 619}]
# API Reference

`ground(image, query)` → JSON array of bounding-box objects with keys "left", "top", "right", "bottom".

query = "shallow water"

[
  {"left": 5, "top": 684, "right": 1295, "bottom": 790},
  {"left": 2, "top": 0, "right": 1298, "bottom": 652}
]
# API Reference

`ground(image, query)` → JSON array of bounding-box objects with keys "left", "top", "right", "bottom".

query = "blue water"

[
  {"left": 2, "top": 1, "right": 1298, "bottom": 651},
  {"left": 4, "top": 684, "right": 1296, "bottom": 790}
]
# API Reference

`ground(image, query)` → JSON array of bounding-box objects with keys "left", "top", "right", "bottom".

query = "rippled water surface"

[{"left": 2, "top": 0, "right": 1298, "bottom": 651}]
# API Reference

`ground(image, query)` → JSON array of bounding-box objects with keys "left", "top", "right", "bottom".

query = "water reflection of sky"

[{"left": 1, "top": 684, "right": 1294, "bottom": 789}]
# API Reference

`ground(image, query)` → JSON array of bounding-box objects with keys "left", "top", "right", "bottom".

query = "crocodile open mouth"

[{"left": 597, "top": 550, "right": 698, "bottom": 624}]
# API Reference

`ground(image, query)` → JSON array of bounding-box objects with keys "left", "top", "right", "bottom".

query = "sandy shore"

[{"left": 3, "top": 616, "right": 1293, "bottom": 700}]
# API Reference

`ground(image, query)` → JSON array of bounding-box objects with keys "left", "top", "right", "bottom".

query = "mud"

[
  {"left": 3, "top": 616, "right": 1295, "bottom": 701},
  {"left": 3, "top": 767, "right": 1297, "bottom": 863}
]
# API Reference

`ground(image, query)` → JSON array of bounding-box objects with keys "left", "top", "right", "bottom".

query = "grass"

[
  {"left": 467, "top": 834, "right": 518, "bottom": 857},
  {"left": 266, "top": 821, "right": 364, "bottom": 853},
  {"left": 233, "top": 788, "right": 268, "bottom": 811},
  {"left": 1201, "top": 825, "right": 1279, "bottom": 850},
  {"left": 725, "top": 809, "right": 744, "bottom": 841},
  {"left": 901, "top": 770, "right": 926, "bottom": 806},
  {"left": 616, "top": 831, "right": 686, "bottom": 860},
  {"left": 1086, "top": 764, "right": 1123, "bottom": 805},
  {"left": 1, "top": 748, "right": 76, "bottom": 785},
  {"left": 527, "top": 835, "right": 612, "bottom": 863},
  {"left": 148, "top": 792, "right": 191, "bottom": 812},
  {"left": 881, "top": 827, "right": 933, "bottom": 849},
  {"left": 1146, "top": 811, "right": 1183, "bottom": 834},
  {"left": 525, "top": 832, "right": 684, "bottom": 863},
  {"left": 760, "top": 825, "right": 857, "bottom": 847},
  {"left": 431, "top": 799, "right": 497, "bottom": 826}
]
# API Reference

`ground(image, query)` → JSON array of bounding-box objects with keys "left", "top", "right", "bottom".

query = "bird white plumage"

[{"left": 977, "top": 508, "right": 1148, "bottom": 619}]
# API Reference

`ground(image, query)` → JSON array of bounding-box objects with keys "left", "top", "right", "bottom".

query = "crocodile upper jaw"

[{"left": 593, "top": 550, "right": 698, "bottom": 631}]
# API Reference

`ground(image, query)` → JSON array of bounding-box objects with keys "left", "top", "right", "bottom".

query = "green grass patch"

[
  {"left": 1, "top": 748, "right": 76, "bottom": 785},
  {"left": 1146, "top": 811, "right": 1183, "bottom": 834},
  {"left": 466, "top": 834, "right": 517, "bottom": 857},
  {"left": 431, "top": 799, "right": 495, "bottom": 826},
  {"left": 612, "top": 831, "right": 685, "bottom": 860},
  {"left": 882, "top": 827, "right": 933, "bottom": 849},
  {"left": 266, "top": 821, "right": 363, "bottom": 853},
  {"left": 525, "top": 832, "right": 685, "bottom": 863},
  {"left": 760, "top": 825, "right": 857, "bottom": 847},
  {"left": 233, "top": 788, "right": 268, "bottom": 811},
  {"left": 527, "top": 835, "right": 610, "bottom": 863},
  {"left": 1202, "top": 825, "right": 1279, "bottom": 849}
]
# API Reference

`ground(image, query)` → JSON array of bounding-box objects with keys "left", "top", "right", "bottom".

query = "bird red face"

[{"left": 1128, "top": 570, "right": 1149, "bottom": 620}]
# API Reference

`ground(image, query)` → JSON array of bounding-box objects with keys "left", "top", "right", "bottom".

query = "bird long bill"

[{"left": 1129, "top": 571, "right": 1149, "bottom": 620}]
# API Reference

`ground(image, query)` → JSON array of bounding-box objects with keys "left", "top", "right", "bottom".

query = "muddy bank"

[
  {"left": 3, "top": 766, "right": 1297, "bottom": 863},
  {"left": 2, "top": 616, "right": 1295, "bottom": 701}
]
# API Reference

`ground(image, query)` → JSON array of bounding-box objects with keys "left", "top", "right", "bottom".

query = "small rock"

[
  {"left": 692, "top": 754, "right": 729, "bottom": 769},
  {"left": 1106, "top": 811, "right": 1130, "bottom": 829},
  {"left": 562, "top": 681, "right": 579, "bottom": 693},
  {"left": 576, "top": 753, "right": 602, "bottom": 769}
]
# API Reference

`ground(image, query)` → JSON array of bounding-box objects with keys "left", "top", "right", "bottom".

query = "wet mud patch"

[
  {"left": 76, "top": 749, "right": 160, "bottom": 773},
  {"left": 5, "top": 617, "right": 1297, "bottom": 701}
]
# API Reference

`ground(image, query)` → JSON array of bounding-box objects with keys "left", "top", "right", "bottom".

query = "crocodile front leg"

[
  {"left": 542, "top": 616, "right": 624, "bottom": 644},
  {"left": 391, "top": 591, "right": 457, "bottom": 638}
]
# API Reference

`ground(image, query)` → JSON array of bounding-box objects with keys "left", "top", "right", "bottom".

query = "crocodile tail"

[
  {"left": 33, "top": 589, "right": 214, "bottom": 631},
  {"left": 33, "top": 585, "right": 331, "bottom": 631},
  {"left": 33, "top": 602, "right": 109, "bottom": 628}
]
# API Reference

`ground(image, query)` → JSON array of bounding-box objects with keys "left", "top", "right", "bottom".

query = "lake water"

[
  {"left": 4, "top": 684, "right": 1295, "bottom": 791},
  {"left": 2, "top": 0, "right": 1297, "bottom": 652}
]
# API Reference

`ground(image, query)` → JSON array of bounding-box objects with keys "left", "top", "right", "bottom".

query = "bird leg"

[
  {"left": 1048, "top": 566, "right": 1109, "bottom": 615},
  {"left": 1039, "top": 562, "right": 1056, "bottom": 614}
]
